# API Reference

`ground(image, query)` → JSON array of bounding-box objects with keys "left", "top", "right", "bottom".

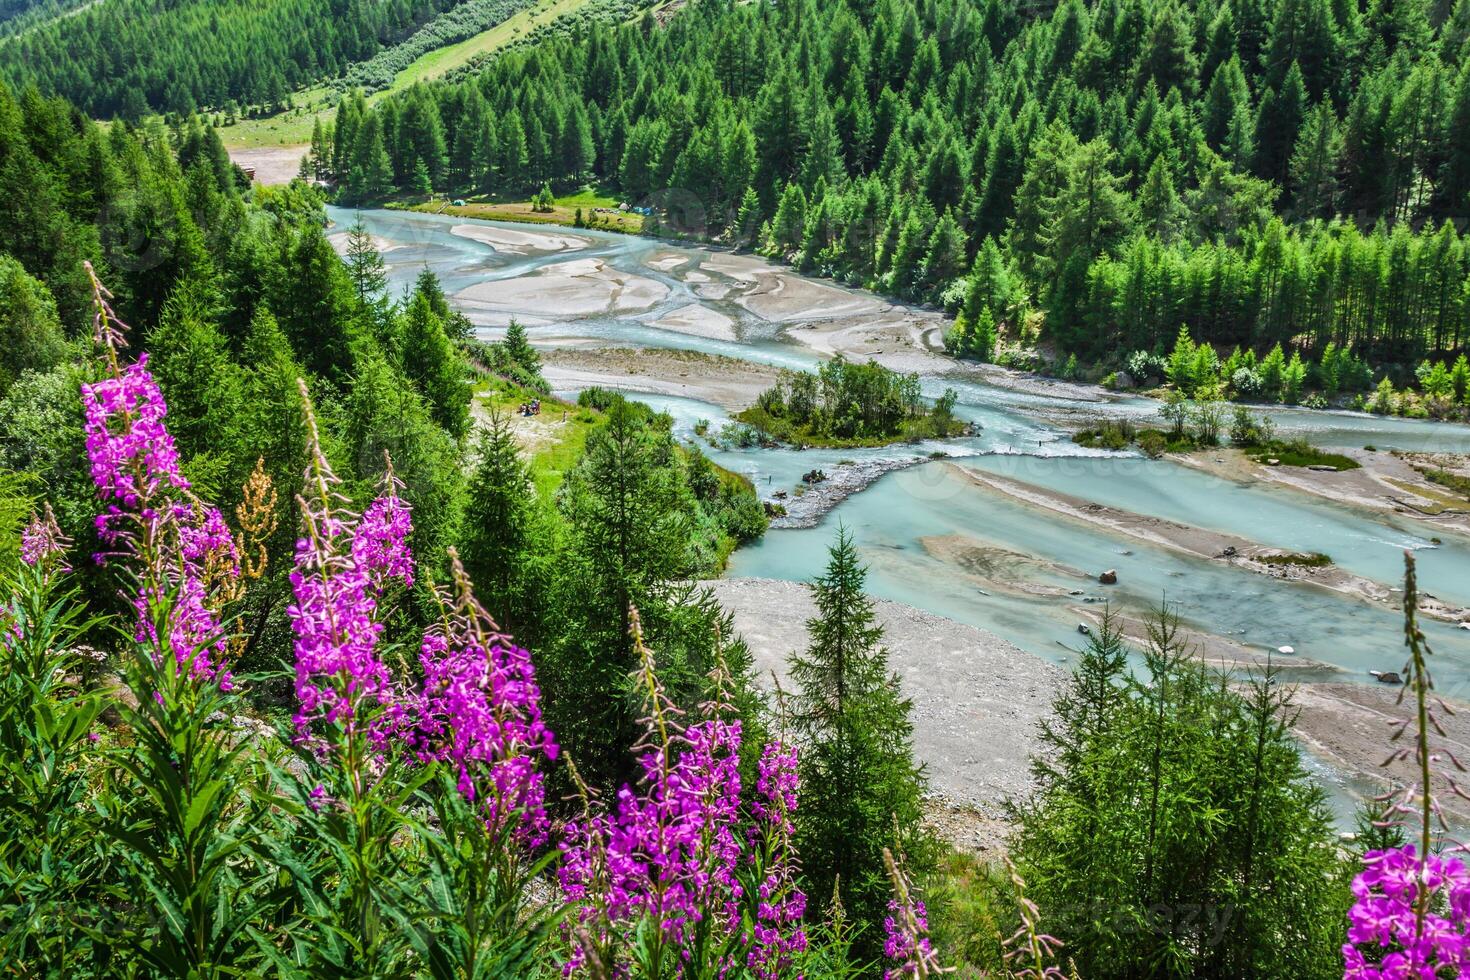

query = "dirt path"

[{"left": 226, "top": 146, "right": 307, "bottom": 185}]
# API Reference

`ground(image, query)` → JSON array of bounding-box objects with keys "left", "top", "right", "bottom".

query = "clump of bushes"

[
  {"left": 1071, "top": 419, "right": 1184, "bottom": 458},
  {"left": 736, "top": 359, "right": 963, "bottom": 447}
]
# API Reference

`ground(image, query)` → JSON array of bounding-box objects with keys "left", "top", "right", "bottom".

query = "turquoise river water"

[{"left": 331, "top": 206, "right": 1470, "bottom": 696}]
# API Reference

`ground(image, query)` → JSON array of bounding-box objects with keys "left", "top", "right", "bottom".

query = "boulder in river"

[
  {"left": 1077, "top": 623, "right": 1092, "bottom": 636},
  {"left": 1369, "top": 670, "right": 1403, "bottom": 684},
  {"left": 1099, "top": 569, "right": 1118, "bottom": 585},
  {"left": 801, "top": 469, "right": 827, "bottom": 485}
]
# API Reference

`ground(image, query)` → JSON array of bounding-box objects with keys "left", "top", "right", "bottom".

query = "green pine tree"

[
  {"left": 400, "top": 291, "right": 469, "bottom": 439},
  {"left": 344, "top": 216, "right": 387, "bottom": 301},
  {"left": 791, "top": 526, "right": 930, "bottom": 957},
  {"left": 461, "top": 410, "right": 545, "bottom": 639}
]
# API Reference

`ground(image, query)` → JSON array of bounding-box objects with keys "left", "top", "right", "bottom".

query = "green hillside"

[
  {"left": 0, "top": 0, "right": 470, "bottom": 117},
  {"left": 216, "top": 0, "right": 602, "bottom": 149}
]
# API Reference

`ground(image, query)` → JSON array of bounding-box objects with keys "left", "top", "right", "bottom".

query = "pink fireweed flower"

[
  {"left": 409, "top": 551, "right": 558, "bottom": 845},
  {"left": 287, "top": 394, "right": 412, "bottom": 752},
  {"left": 81, "top": 354, "right": 188, "bottom": 512},
  {"left": 1343, "top": 555, "right": 1470, "bottom": 980},
  {"left": 1343, "top": 845, "right": 1470, "bottom": 978},
  {"left": 20, "top": 504, "right": 70, "bottom": 572},
  {"left": 353, "top": 492, "right": 415, "bottom": 590},
  {"left": 883, "top": 847, "right": 949, "bottom": 980},
  {"left": 287, "top": 509, "right": 400, "bottom": 744},
  {"left": 80, "top": 267, "right": 237, "bottom": 687},
  {"left": 747, "top": 740, "right": 807, "bottom": 980},
  {"left": 559, "top": 625, "right": 764, "bottom": 975},
  {"left": 883, "top": 898, "right": 939, "bottom": 979}
]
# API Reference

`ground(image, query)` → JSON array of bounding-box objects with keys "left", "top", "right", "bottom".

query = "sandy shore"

[
  {"left": 649, "top": 303, "right": 738, "bottom": 341},
  {"left": 540, "top": 346, "right": 781, "bottom": 412},
  {"left": 706, "top": 577, "right": 1064, "bottom": 852},
  {"left": 1291, "top": 681, "right": 1470, "bottom": 826},
  {"left": 1177, "top": 447, "right": 1470, "bottom": 539},
  {"left": 450, "top": 223, "right": 590, "bottom": 255},
  {"left": 948, "top": 465, "right": 1465, "bottom": 623},
  {"left": 456, "top": 258, "right": 668, "bottom": 319},
  {"left": 706, "top": 576, "right": 1470, "bottom": 844},
  {"left": 326, "top": 230, "right": 402, "bottom": 254}
]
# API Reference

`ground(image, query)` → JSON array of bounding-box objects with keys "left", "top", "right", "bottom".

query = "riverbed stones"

[{"left": 1099, "top": 569, "right": 1118, "bottom": 584}]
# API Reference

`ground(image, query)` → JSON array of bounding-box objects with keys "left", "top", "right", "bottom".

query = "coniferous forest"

[
  {"left": 314, "top": 0, "right": 1470, "bottom": 378},
  {"left": 4, "top": 0, "right": 1470, "bottom": 975},
  {"left": 0, "top": 0, "right": 470, "bottom": 118}
]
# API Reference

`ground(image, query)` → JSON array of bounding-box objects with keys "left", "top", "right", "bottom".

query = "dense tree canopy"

[
  {"left": 323, "top": 0, "right": 1470, "bottom": 369},
  {"left": 0, "top": 0, "right": 470, "bottom": 117}
]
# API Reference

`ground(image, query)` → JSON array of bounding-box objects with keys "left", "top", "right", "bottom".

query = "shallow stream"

[{"left": 331, "top": 206, "right": 1470, "bottom": 691}]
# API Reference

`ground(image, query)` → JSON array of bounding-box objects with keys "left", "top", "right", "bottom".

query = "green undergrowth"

[
  {"left": 734, "top": 360, "right": 965, "bottom": 449},
  {"left": 1247, "top": 441, "right": 1361, "bottom": 470},
  {"left": 475, "top": 379, "right": 765, "bottom": 567},
  {"left": 1255, "top": 551, "right": 1333, "bottom": 568},
  {"left": 393, "top": 186, "right": 644, "bottom": 232},
  {"left": 732, "top": 403, "right": 965, "bottom": 449},
  {"left": 1072, "top": 421, "right": 1192, "bottom": 458}
]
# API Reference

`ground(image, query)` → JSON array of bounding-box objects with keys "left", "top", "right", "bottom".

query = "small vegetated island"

[{"left": 733, "top": 358, "right": 965, "bottom": 448}]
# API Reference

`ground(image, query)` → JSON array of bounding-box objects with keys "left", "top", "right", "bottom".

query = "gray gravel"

[
  {"left": 705, "top": 577, "right": 1064, "bottom": 817},
  {"left": 768, "top": 456, "right": 927, "bottom": 528}
]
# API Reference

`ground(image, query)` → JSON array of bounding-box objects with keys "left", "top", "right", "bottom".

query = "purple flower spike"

[
  {"left": 559, "top": 621, "right": 805, "bottom": 976},
  {"left": 409, "top": 551, "right": 558, "bottom": 845},
  {"left": 79, "top": 269, "right": 236, "bottom": 689},
  {"left": 82, "top": 354, "right": 189, "bottom": 513},
  {"left": 287, "top": 392, "right": 411, "bottom": 752},
  {"left": 748, "top": 740, "right": 807, "bottom": 980},
  {"left": 20, "top": 504, "right": 70, "bottom": 572}
]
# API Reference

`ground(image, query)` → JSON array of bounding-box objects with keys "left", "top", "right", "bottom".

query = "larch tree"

[{"left": 790, "top": 526, "right": 929, "bottom": 957}]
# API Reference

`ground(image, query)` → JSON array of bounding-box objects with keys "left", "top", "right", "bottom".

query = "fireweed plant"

[
  {"left": 558, "top": 611, "right": 810, "bottom": 978},
  {"left": 0, "top": 268, "right": 1028, "bottom": 977},
  {"left": 1343, "top": 552, "right": 1470, "bottom": 978},
  {"left": 75, "top": 261, "right": 271, "bottom": 977},
  {"left": 0, "top": 508, "right": 109, "bottom": 973}
]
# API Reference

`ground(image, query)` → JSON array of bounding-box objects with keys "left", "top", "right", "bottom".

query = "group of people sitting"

[{"left": 517, "top": 399, "right": 541, "bottom": 417}]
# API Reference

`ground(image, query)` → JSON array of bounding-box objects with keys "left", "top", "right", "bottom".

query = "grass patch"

[
  {"left": 1384, "top": 478, "right": 1466, "bottom": 514},
  {"left": 925, "top": 847, "right": 1011, "bottom": 974},
  {"left": 217, "top": 87, "right": 342, "bottom": 149},
  {"left": 476, "top": 377, "right": 596, "bottom": 501},
  {"left": 1246, "top": 440, "right": 1361, "bottom": 470},
  {"left": 1255, "top": 552, "right": 1333, "bottom": 568},
  {"left": 394, "top": 189, "right": 644, "bottom": 233},
  {"left": 218, "top": 0, "right": 595, "bottom": 149},
  {"left": 1415, "top": 465, "right": 1470, "bottom": 503},
  {"left": 394, "top": 0, "right": 593, "bottom": 88}
]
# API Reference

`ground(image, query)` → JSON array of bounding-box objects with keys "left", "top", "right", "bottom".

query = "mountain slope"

[{"left": 0, "top": 0, "right": 470, "bottom": 117}]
